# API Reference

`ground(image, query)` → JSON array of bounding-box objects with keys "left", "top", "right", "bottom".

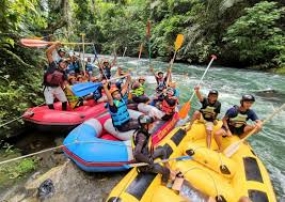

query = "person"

[
  {"left": 103, "top": 75, "right": 140, "bottom": 132},
  {"left": 168, "top": 82, "right": 179, "bottom": 97},
  {"left": 77, "top": 75, "right": 84, "bottom": 83},
  {"left": 44, "top": 42, "right": 70, "bottom": 110},
  {"left": 131, "top": 76, "right": 150, "bottom": 103},
  {"left": 99, "top": 57, "right": 116, "bottom": 80},
  {"left": 85, "top": 57, "right": 96, "bottom": 77},
  {"left": 132, "top": 115, "right": 171, "bottom": 185},
  {"left": 214, "top": 94, "right": 262, "bottom": 152},
  {"left": 64, "top": 76, "right": 81, "bottom": 109},
  {"left": 189, "top": 86, "right": 221, "bottom": 148},
  {"left": 150, "top": 66, "right": 171, "bottom": 94},
  {"left": 138, "top": 87, "right": 178, "bottom": 121}
]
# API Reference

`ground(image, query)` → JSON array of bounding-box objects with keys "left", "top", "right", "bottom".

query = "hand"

[
  {"left": 148, "top": 157, "right": 154, "bottom": 168},
  {"left": 227, "top": 130, "right": 233, "bottom": 137},
  {"left": 213, "top": 120, "right": 218, "bottom": 125},
  {"left": 55, "top": 41, "right": 61, "bottom": 46},
  {"left": 101, "top": 80, "right": 108, "bottom": 87},
  {"left": 194, "top": 86, "right": 200, "bottom": 91},
  {"left": 149, "top": 67, "right": 154, "bottom": 72},
  {"left": 254, "top": 122, "right": 263, "bottom": 131}
]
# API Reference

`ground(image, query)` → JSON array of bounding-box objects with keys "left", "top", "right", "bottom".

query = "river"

[
  {"left": 1, "top": 57, "right": 285, "bottom": 201},
  {"left": 125, "top": 58, "right": 285, "bottom": 200}
]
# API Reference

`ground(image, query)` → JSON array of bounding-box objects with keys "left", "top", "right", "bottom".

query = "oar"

[
  {"left": 138, "top": 43, "right": 143, "bottom": 60},
  {"left": 20, "top": 39, "right": 93, "bottom": 48},
  {"left": 224, "top": 103, "right": 285, "bottom": 158},
  {"left": 178, "top": 55, "right": 217, "bottom": 119},
  {"left": 146, "top": 19, "right": 151, "bottom": 64},
  {"left": 124, "top": 155, "right": 192, "bottom": 169},
  {"left": 81, "top": 33, "right": 87, "bottom": 75},
  {"left": 122, "top": 47, "right": 127, "bottom": 58},
  {"left": 166, "top": 34, "right": 184, "bottom": 86}
]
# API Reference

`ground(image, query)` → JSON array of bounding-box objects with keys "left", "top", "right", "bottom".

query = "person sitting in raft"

[
  {"left": 85, "top": 57, "right": 96, "bottom": 77},
  {"left": 138, "top": 87, "right": 178, "bottom": 121},
  {"left": 76, "top": 75, "right": 84, "bottom": 83},
  {"left": 44, "top": 42, "right": 70, "bottom": 110},
  {"left": 102, "top": 76, "right": 140, "bottom": 132},
  {"left": 85, "top": 77, "right": 107, "bottom": 103},
  {"left": 188, "top": 86, "right": 221, "bottom": 149},
  {"left": 168, "top": 81, "right": 179, "bottom": 97},
  {"left": 64, "top": 76, "right": 82, "bottom": 109},
  {"left": 99, "top": 57, "right": 116, "bottom": 80},
  {"left": 132, "top": 115, "right": 171, "bottom": 185},
  {"left": 214, "top": 94, "right": 262, "bottom": 152},
  {"left": 131, "top": 76, "right": 150, "bottom": 103},
  {"left": 149, "top": 66, "right": 171, "bottom": 94}
]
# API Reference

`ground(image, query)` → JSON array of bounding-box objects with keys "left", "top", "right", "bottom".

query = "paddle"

[
  {"left": 146, "top": 19, "right": 151, "bottom": 64},
  {"left": 20, "top": 39, "right": 94, "bottom": 48},
  {"left": 224, "top": 103, "right": 285, "bottom": 158},
  {"left": 81, "top": 33, "right": 87, "bottom": 75},
  {"left": 124, "top": 155, "right": 192, "bottom": 169},
  {"left": 166, "top": 34, "right": 184, "bottom": 86},
  {"left": 72, "top": 75, "right": 130, "bottom": 97},
  {"left": 178, "top": 55, "right": 217, "bottom": 119},
  {"left": 123, "top": 47, "right": 127, "bottom": 58},
  {"left": 138, "top": 43, "right": 143, "bottom": 60}
]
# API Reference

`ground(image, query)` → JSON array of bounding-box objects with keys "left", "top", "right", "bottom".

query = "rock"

[{"left": 4, "top": 159, "right": 125, "bottom": 202}]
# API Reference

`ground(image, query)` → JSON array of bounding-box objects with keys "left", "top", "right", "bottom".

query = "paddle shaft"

[
  {"left": 128, "top": 155, "right": 191, "bottom": 168},
  {"left": 123, "top": 47, "right": 127, "bottom": 58},
  {"left": 188, "top": 57, "right": 216, "bottom": 102}
]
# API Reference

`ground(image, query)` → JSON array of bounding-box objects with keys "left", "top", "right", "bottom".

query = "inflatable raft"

[
  {"left": 107, "top": 121, "right": 276, "bottom": 202},
  {"left": 62, "top": 112, "right": 179, "bottom": 172},
  {"left": 22, "top": 100, "right": 107, "bottom": 132}
]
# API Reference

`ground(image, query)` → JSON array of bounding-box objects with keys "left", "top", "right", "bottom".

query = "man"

[
  {"left": 138, "top": 87, "right": 178, "bottom": 121},
  {"left": 85, "top": 57, "right": 96, "bottom": 77},
  {"left": 99, "top": 57, "right": 116, "bottom": 80},
  {"left": 189, "top": 86, "right": 221, "bottom": 148},
  {"left": 150, "top": 66, "right": 171, "bottom": 94},
  {"left": 44, "top": 42, "right": 70, "bottom": 110},
  {"left": 131, "top": 76, "right": 150, "bottom": 103},
  {"left": 103, "top": 75, "right": 139, "bottom": 132},
  {"left": 214, "top": 94, "right": 262, "bottom": 152},
  {"left": 132, "top": 115, "right": 171, "bottom": 185}
]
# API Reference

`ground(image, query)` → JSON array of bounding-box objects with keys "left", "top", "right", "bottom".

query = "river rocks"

[{"left": 5, "top": 159, "right": 125, "bottom": 202}]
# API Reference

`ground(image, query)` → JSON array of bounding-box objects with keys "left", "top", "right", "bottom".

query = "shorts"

[
  {"left": 132, "top": 95, "right": 150, "bottom": 103},
  {"left": 221, "top": 125, "right": 245, "bottom": 136},
  {"left": 199, "top": 115, "right": 214, "bottom": 131},
  {"left": 44, "top": 86, "right": 67, "bottom": 105}
]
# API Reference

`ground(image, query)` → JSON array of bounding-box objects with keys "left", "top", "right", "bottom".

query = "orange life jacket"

[{"left": 160, "top": 97, "right": 177, "bottom": 115}]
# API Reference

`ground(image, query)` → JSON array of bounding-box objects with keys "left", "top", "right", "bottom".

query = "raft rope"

[
  {"left": 0, "top": 103, "right": 45, "bottom": 128},
  {"left": 182, "top": 167, "right": 222, "bottom": 200},
  {"left": 0, "top": 139, "right": 132, "bottom": 166}
]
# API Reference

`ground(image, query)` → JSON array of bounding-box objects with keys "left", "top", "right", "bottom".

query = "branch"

[{"left": 0, "top": 47, "right": 34, "bottom": 69}]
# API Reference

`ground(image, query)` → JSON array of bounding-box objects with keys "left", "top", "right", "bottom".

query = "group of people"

[{"left": 42, "top": 43, "right": 258, "bottom": 201}]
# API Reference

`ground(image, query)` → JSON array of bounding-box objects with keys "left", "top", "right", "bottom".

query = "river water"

[{"left": 123, "top": 58, "right": 285, "bottom": 200}]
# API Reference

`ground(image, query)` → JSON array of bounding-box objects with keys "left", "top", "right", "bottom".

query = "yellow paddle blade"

[
  {"left": 174, "top": 34, "right": 184, "bottom": 51},
  {"left": 223, "top": 141, "right": 242, "bottom": 157},
  {"left": 178, "top": 101, "right": 191, "bottom": 119}
]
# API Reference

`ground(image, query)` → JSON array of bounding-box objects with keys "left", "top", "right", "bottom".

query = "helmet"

[
  {"left": 157, "top": 71, "right": 164, "bottom": 76},
  {"left": 58, "top": 48, "right": 66, "bottom": 54},
  {"left": 208, "top": 90, "right": 219, "bottom": 96},
  {"left": 102, "top": 59, "right": 110, "bottom": 64},
  {"left": 109, "top": 87, "right": 119, "bottom": 95},
  {"left": 241, "top": 94, "right": 255, "bottom": 102},
  {"left": 138, "top": 76, "right": 145, "bottom": 81},
  {"left": 138, "top": 115, "right": 154, "bottom": 126},
  {"left": 166, "top": 88, "right": 175, "bottom": 96},
  {"left": 68, "top": 76, "right": 76, "bottom": 82}
]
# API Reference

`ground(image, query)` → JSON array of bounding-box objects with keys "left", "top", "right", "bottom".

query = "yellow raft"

[{"left": 107, "top": 121, "right": 277, "bottom": 202}]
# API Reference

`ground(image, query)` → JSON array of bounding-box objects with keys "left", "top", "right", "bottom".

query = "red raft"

[{"left": 22, "top": 100, "right": 107, "bottom": 132}]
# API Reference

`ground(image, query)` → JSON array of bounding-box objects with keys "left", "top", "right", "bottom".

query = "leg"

[
  {"left": 186, "top": 110, "right": 202, "bottom": 131},
  {"left": 205, "top": 122, "right": 214, "bottom": 149},
  {"left": 137, "top": 103, "right": 165, "bottom": 120},
  {"left": 44, "top": 87, "right": 55, "bottom": 110},
  {"left": 214, "top": 128, "right": 227, "bottom": 152},
  {"left": 239, "top": 124, "right": 255, "bottom": 139},
  {"left": 54, "top": 87, "right": 68, "bottom": 111}
]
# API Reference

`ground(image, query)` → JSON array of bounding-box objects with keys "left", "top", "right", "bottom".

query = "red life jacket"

[
  {"left": 45, "top": 69, "right": 64, "bottom": 86},
  {"left": 160, "top": 97, "right": 177, "bottom": 115}
]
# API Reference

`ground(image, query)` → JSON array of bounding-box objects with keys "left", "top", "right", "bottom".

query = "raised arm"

[
  {"left": 46, "top": 42, "right": 60, "bottom": 64},
  {"left": 102, "top": 80, "right": 114, "bottom": 106},
  {"left": 149, "top": 66, "right": 157, "bottom": 78},
  {"left": 194, "top": 86, "right": 204, "bottom": 102},
  {"left": 121, "top": 74, "right": 131, "bottom": 95}
]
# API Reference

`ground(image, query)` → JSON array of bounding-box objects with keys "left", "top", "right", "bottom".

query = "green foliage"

[{"left": 223, "top": 1, "right": 285, "bottom": 67}]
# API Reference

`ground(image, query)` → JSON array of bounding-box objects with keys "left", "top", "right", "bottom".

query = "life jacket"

[
  {"left": 86, "top": 63, "right": 94, "bottom": 73},
  {"left": 131, "top": 129, "right": 153, "bottom": 154},
  {"left": 228, "top": 106, "right": 252, "bottom": 128},
  {"left": 123, "top": 93, "right": 129, "bottom": 105},
  {"left": 131, "top": 84, "right": 145, "bottom": 96},
  {"left": 64, "top": 88, "right": 80, "bottom": 108},
  {"left": 160, "top": 96, "right": 177, "bottom": 115},
  {"left": 101, "top": 66, "right": 111, "bottom": 79},
  {"left": 44, "top": 68, "right": 64, "bottom": 87},
  {"left": 66, "top": 63, "right": 76, "bottom": 75},
  {"left": 108, "top": 99, "right": 130, "bottom": 127},
  {"left": 156, "top": 78, "right": 166, "bottom": 92},
  {"left": 200, "top": 99, "right": 221, "bottom": 121}
]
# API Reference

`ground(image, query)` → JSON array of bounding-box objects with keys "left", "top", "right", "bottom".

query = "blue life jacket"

[
  {"left": 108, "top": 99, "right": 130, "bottom": 127},
  {"left": 66, "top": 63, "right": 76, "bottom": 75},
  {"left": 86, "top": 63, "right": 95, "bottom": 75},
  {"left": 123, "top": 93, "right": 129, "bottom": 104}
]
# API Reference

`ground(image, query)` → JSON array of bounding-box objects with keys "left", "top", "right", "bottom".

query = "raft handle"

[
  {"left": 186, "top": 149, "right": 195, "bottom": 156},
  {"left": 220, "top": 165, "right": 231, "bottom": 175},
  {"left": 216, "top": 195, "right": 227, "bottom": 202}
]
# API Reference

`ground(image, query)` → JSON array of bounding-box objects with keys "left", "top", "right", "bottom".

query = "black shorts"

[
  {"left": 222, "top": 125, "right": 245, "bottom": 136},
  {"left": 132, "top": 95, "right": 150, "bottom": 103}
]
